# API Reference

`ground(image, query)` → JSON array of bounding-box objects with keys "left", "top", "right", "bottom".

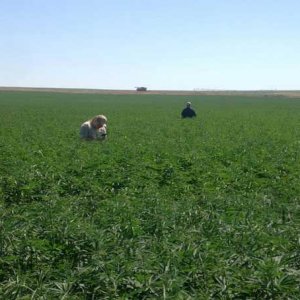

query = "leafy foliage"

[{"left": 1, "top": 92, "right": 300, "bottom": 298}]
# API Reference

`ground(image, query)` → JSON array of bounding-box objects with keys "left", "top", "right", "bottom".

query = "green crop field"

[{"left": 1, "top": 91, "right": 300, "bottom": 299}]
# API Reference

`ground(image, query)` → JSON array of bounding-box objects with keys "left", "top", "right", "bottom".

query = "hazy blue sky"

[{"left": 1, "top": 0, "right": 299, "bottom": 90}]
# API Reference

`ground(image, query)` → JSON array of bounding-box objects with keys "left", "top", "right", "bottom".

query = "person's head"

[
  {"left": 186, "top": 101, "right": 191, "bottom": 108},
  {"left": 91, "top": 115, "right": 107, "bottom": 129}
]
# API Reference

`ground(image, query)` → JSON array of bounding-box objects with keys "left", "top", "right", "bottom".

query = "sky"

[{"left": 1, "top": 0, "right": 300, "bottom": 90}]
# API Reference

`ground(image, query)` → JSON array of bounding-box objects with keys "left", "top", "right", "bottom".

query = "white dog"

[{"left": 96, "top": 124, "right": 107, "bottom": 140}]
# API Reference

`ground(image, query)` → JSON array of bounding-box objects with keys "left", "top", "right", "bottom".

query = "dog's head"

[{"left": 97, "top": 124, "right": 107, "bottom": 140}]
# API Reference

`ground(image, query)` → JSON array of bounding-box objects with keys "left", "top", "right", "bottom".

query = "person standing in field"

[
  {"left": 181, "top": 101, "right": 196, "bottom": 118},
  {"left": 80, "top": 115, "right": 107, "bottom": 140}
]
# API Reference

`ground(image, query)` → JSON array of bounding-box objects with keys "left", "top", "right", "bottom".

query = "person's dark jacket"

[{"left": 181, "top": 107, "right": 196, "bottom": 118}]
